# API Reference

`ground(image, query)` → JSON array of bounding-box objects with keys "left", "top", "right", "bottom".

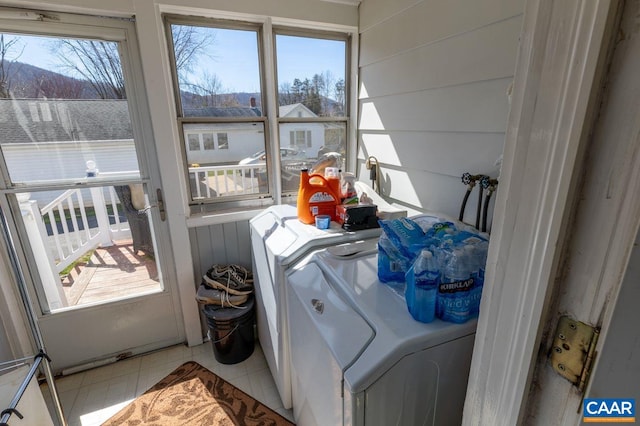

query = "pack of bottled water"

[{"left": 378, "top": 216, "right": 489, "bottom": 323}]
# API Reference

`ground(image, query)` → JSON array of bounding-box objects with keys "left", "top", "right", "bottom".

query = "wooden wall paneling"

[
  {"left": 359, "top": 0, "right": 419, "bottom": 32},
  {"left": 359, "top": 77, "right": 512, "bottom": 133},
  {"left": 360, "top": 0, "right": 524, "bottom": 64},
  {"left": 359, "top": 17, "right": 522, "bottom": 98},
  {"left": 359, "top": 131, "right": 504, "bottom": 177}
]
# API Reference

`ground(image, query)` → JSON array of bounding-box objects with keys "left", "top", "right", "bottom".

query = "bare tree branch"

[
  {"left": 0, "top": 34, "right": 25, "bottom": 98},
  {"left": 171, "top": 25, "right": 215, "bottom": 84}
]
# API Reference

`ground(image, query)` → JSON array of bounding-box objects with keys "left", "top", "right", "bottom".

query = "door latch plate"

[{"left": 550, "top": 315, "right": 599, "bottom": 392}]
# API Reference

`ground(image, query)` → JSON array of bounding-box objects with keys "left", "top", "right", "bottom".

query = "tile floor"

[{"left": 41, "top": 342, "right": 293, "bottom": 426}]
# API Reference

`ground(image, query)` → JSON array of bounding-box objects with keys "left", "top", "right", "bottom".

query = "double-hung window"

[{"left": 164, "top": 16, "right": 350, "bottom": 207}]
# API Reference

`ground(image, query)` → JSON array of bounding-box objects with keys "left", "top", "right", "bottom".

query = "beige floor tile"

[{"left": 42, "top": 341, "right": 286, "bottom": 426}]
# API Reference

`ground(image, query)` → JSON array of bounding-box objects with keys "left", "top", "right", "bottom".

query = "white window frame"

[{"left": 164, "top": 14, "right": 353, "bottom": 210}]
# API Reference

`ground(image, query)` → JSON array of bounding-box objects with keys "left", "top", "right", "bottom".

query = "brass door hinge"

[{"left": 549, "top": 315, "right": 600, "bottom": 393}]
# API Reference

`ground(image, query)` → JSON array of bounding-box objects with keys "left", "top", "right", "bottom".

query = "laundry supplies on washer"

[
  {"left": 377, "top": 215, "right": 444, "bottom": 284},
  {"left": 377, "top": 215, "right": 489, "bottom": 323},
  {"left": 297, "top": 168, "right": 340, "bottom": 224}
]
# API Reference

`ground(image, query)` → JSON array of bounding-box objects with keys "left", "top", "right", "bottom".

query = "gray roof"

[
  {"left": 183, "top": 106, "right": 261, "bottom": 117},
  {"left": 279, "top": 103, "right": 317, "bottom": 118},
  {"left": 0, "top": 99, "right": 132, "bottom": 143}
]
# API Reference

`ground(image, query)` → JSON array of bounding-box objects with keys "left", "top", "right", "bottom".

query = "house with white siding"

[{"left": 0, "top": 99, "right": 329, "bottom": 179}]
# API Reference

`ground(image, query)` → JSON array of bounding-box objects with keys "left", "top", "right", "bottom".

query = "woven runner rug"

[{"left": 102, "top": 361, "right": 294, "bottom": 425}]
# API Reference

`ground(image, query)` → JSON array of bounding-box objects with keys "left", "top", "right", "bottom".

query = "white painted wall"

[{"left": 357, "top": 0, "right": 524, "bottom": 225}]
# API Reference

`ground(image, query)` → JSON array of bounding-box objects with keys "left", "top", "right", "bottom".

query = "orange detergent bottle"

[{"left": 297, "top": 168, "right": 340, "bottom": 224}]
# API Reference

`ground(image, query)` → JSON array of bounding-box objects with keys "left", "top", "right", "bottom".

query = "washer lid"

[
  {"left": 250, "top": 204, "right": 382, "bottom": 269},
  {"left": 287, "top": 262, "right": 374, "bottom": 369}
]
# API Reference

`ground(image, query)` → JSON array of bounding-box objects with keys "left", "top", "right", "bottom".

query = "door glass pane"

[
  {"left": 0, "top": 34, "right": 141, "bottom": 185},
  {"left": 169, "top": 24, "right": 262, "bottom": 118},
  {"left": 16, "top": 186, "right": 161, "bottom": 313},
  {"left": 184, "top": 122, "right": 268, "bottom": 200},
  {"left": 276, "top": 34, "right": 346, "bottom": 117},
  {"left": 0, "top": 32, "right": 162, "bottom": 312}
]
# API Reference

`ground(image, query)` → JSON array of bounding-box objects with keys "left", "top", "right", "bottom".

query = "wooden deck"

[{"left": 60, "top": 240, "right": 160, "bottom": 306}]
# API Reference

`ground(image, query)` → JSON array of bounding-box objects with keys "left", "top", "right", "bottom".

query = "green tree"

[{"left": 278, "top": 71, "right": 342, "bottom": 116}]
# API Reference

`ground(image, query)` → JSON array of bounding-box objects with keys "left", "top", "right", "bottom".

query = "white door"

[{"left": 0, "top": 11, "right": 184, "bottom": 372}]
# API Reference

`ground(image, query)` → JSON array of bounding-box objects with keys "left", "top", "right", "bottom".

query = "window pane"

[
  {"left": 217, "top": 133, "right": 229, "bottom": 149},
  {"left": 276, "top": 34, "right": 346, "bottom": 117},
  {"left": 169, "top": 24, "right": 262, "bottom": 118},
  {"left": 0, "top": 33, "right": 141, "bottom": 185},
  {"left": 187, "top": 134, "right": 200, "bottom": 151},
  {"left": 15, "top": 187, "right": 161, "bottom": 311},
  {"left": 183, "top": 122, "right": 267, "bottom": 200},
  {"left": 203, "top": 133, "right": 215, "bottom": 150},
  {"left": 278, "top": 122, "right": 346, "bottom": 192}
]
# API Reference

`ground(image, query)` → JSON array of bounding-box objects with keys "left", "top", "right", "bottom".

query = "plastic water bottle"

[
  {"left": 471, "top": 241, "right": 489, "bottom": 315},
  {"left": 464, "top": 244, "right": 483, "bottom": 317},
  {"left": 405, "top": 249, "right": 439, "bottom": 323},
  {"left": 438, "top": 247, "right": 474, "bottom": 323},
  {"left": 477, "top": 241, "right": 489, "bottom": 284}
]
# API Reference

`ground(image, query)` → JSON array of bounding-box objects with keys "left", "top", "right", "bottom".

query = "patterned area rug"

[{"left": 102, "top": 361, "right": 294, "bottom": 425}]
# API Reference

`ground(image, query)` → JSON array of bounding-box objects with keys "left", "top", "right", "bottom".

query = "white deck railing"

[
  {"left": 17, "top": 162, "right": 297, "bottom": 309},
  {"left": 21, "top": 164, "right": 266, "bottom": 277},
  {"left": 189, "top": 163, "right": 264, "bottom": 199},
  {"left": 38, "top": 186, "right": 131, "bottom": 274},
  {"left": 18, "top": 184, "right": 133, "bottom": 310}
]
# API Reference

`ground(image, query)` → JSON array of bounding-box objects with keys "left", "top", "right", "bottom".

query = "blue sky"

[{"left": 9, "top": 28, "right": 346, "bottom": 96}]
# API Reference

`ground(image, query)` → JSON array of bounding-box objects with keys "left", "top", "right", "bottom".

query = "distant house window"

[
  {"left": 203, "top": 133, "right": 215, "bottom": 150},
  {"left": 290, "top": 130, "right": 310, "bottom": 149},
  {"left": 217, "top": 133, "right": 228, "bottom": 149},
  {"left": 187, "top": 134, "right": 200, "bottom": 151},
  {"left": 39, "top": 103, "right": 52, "bottom": 121},
  {"left": 28, "top": 103, "right": 40, "bottom": 122}
]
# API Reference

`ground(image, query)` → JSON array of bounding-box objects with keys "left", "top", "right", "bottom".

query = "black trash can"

[{"left": 202, "top": 296, "right": 255, "bottom": 364}]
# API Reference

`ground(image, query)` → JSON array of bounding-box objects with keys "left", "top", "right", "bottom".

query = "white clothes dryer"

[{"left": 249, "top": 204, "right": 396, "bottom": 408}]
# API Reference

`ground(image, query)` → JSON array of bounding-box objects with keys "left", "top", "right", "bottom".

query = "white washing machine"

[
  {"left": 286, "top": 240, "right": 477, "bottom": 425},
  {"left": 249, "top": 202, "right": 403, "bottom": 409}
]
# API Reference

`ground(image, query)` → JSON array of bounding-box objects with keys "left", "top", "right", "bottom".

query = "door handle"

[{"left": 156, "top": 188, "right": 166, "bottom": 221}]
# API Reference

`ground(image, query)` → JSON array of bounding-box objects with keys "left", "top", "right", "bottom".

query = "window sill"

[{"left": 186, "top": 207, "right": 264, "bottom": 228}]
